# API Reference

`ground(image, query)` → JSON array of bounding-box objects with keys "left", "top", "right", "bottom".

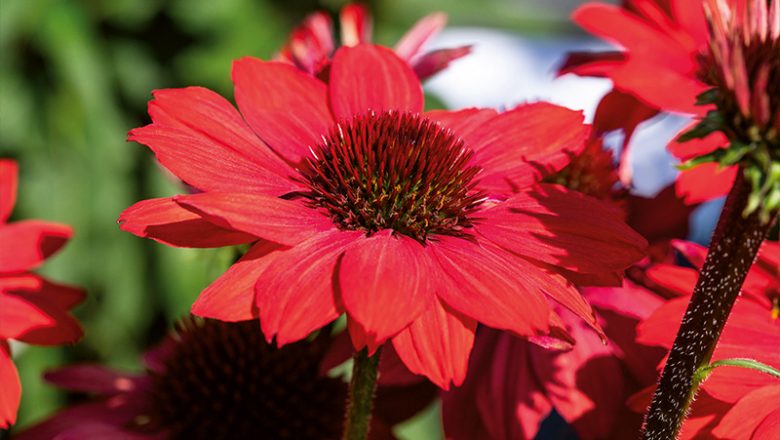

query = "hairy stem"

[
  {"left": 342, "top": 348, "right": 381, "bottom": 440},
  {"left": 642, "top": 170, "right": 777, "bottom": 439}
]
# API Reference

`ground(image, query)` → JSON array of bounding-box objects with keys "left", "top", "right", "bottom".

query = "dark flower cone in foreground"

[
  {"left": 16, "top": 318, "right": 433, "bottom": 440},
  {"left": 118, "top": 43, "right": 648, "bottom": 388},
  {"left": 0, "top": 159, "right": 84, "bottom": 429}
]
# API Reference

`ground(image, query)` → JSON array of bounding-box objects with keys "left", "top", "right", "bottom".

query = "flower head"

[
  {"left": 276, "top": 3, "right": 470, "bottom": 80},
  {"left": 699, "top": 0, "right": 780, "bottom": 141},
  {"left": 566, "top": 0, "right": 780, "bottom": 209},
  {"left": 17, "top": 318, "right": 433, "bottom": 439},
  {"left": 543, "top": 138, "right": 621, "bottom": 201},
  {"left": 0, "top": 159, "right": 84, "bottom": 429},
  {"left": 119, "top": 43, "right": 647, "bottom": 388}
]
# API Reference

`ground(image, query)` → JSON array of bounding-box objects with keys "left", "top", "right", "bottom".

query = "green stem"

[
  {"left": 642, "top": 170, "right": 777, "bottom": 439},
  {"left": 342, "top": 348, "right": 381, "bottom": 440}
]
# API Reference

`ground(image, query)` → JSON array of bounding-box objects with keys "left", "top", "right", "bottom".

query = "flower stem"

[
  {"left": 642, "top": 170, "right": 777, "bottom": 440},
  {"left": 342, "top": 348, "right": 381, "bottom": 440}
]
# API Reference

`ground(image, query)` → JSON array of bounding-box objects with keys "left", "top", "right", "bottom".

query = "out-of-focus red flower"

[
  {"left": 119, "top": 43, "right": 648, "bottom": 388},
  {"left": 565, "top": 0, "right": 780, "bottom": 204},
  {"left": 442, "top": 283, "right": 667, "bottom": 440},
  {"left": 16, "top": 318, "right": 435, "bottom": 439},
  {"left": 544, "top": 138, "right": 621, "bottom": 202},
  {"left": 0, "top": 159, "right": 84, "bottom": 429},
  {"left": 635, "top": 240, "right": 780, "bottom": 439},
  {"left": 276, "top": 3, "right": 470, "bottom": 80}
]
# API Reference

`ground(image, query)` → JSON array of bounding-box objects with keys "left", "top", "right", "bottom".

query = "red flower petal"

[
  {"left": 129, "top": 87, "right": 298, "bottom": 196},
  {"left": 0, "top": 341, "right": 20, "bottom": 429},
  {"left": 10, "top": 276, "right": 84, "bottom": 310},
  {"left": 592, "top": 89, "right": 659, "bottom": 137},
  {"left": 0, "top": 289, "right": 58, "bottom": 340},
  {"left": 329, "top": 45, "right": 423, "bottom": 121},
  {"left": 411, "top": 46, "right": 472, "bottom": 80},
  {"left": 430, "top": 237, "right": 551, "bottom": 338},
  {"left": 675, "top": 163, "right": 737, "bottom": 204},
  {"left": 609, "top": 61, "right": 708, "bottom": 115},
  {"left": 530, "top": 313, "right": 627, "bottom": 439},
  {"left": 191, "top": 241, "right": 286, "bottom": 322},
  {"left": 0, "top": 276, "right": 83, "bottom": 345},
  {"left": 752, "top": 407, "right": 780, "bottom": 440},
  {"left": 667, "top": 129, "right": 727, "bottom": 161},
  {"left": 174, "top": 192, "right": 333, "bottom": 247},
  {"left": 232, "top": 58, "right": 333, "bottom": 163},
  {"left": 466, "top": 103, "right": 589, "bottom": 193},
  {"left": 671, "top": 0, "right": 709, "bottom": 45},
  {"left": 592, "top": 89, "right": 659, "bottom": 184},
  {"left": 573, "top": 4, "right": 697, "bottom": 73},
  {"left": 645, "top": 264, "right": 698, "bottom": 296},
  {"left": 339, "top": 4, "right": 371, "bottom": 46},
  {"left": 0, "top": 220, "right": 71, "bottom": 274},
  {"left": 671, "top": 240, "right": 708, "bottom": 269},
  {"left": 635, "top": 297, "right": 687, "bottom": 348},
  {"left": 584, "top": 283, "right": 666, "bottom": 385},
  {"left": 712, "top": 385, "right": 780, "bottom": 439},
  {"left": 394, "top": 13, "right": 447, "bottom": 60},
  {"left": 256, "top": 230, "right": 362, "bottom": 345},
  {"left": 0, "top": 160, "right": 18, "bottom": 223},
  {"left": 13, "top": 399, "right": 146, "bottom": 440},
  {"left": 276, "top": 11, "right": 334, "bottom": 75},
  {"left": 425, "top": 108, "right": 497, "bottom": 143},
  {"left": 118, "top": 197, "right": 256, "bottom": 248},
  {"left": 43, "top": 365, "right": 141, "bottom": 395},
  {"left": 339, "top": 231, "right": 434, "bottom": 351},
  {"left": 558, "top": 50, "right": 625, "bottom": 78},
  {"left": 444, "top": 330, "right": 553, "bottom": 440},
  {"left": 626, "top": 185, "right": 696, "bottom": 244},
  {"left": 391, "top": 297, "right": 476, "bottom": 389},
  {"left": 0, "top": 274, "right": 83, "bottom": 345},
  {"left": 476, "top": 183, "right": 647, "bottom": 275}
]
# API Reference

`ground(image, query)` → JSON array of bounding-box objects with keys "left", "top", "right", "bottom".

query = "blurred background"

[{"left": 2, "top": 0, "right": 706, "bottom": 438}]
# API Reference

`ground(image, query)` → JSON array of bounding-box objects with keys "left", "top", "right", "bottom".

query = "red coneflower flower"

[
  {"left": 119, "top": 44, "right": 647, "bottom": 388},
  {"left": 0, "top": 159, "right": 84, "bottom": 429},
  {"left": 543, "top": 138, "right": 621, "bottom": 202},
  {"left": 634, "top": 240, "right": 780, "bottom": 439},
  {"left": 565, "top": 0, "right": 780, "bottom": 206},
  {"left": 16, "top": 318, "right": 434, "bottom": 439},
  {"left": 276, "top": 3, "right": 470, "bottom": 80}
]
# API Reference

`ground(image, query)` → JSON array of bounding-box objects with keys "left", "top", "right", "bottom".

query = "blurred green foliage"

[{"left": 0, "top": 0, "right": 576, "bottom": 436}]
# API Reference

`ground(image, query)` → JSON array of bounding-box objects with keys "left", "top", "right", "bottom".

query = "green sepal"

[
  {"left": 676, "top": 142, "right": 754, "bottom": 171},
  {"left": 742, "top": 161, "right": 780, "bottom": 222},
  {"left": 694, "top": 88, "right": 720, "bottom": 106},
  {"left": 678, "top": 110, "right": 725, "bottom": 142}
]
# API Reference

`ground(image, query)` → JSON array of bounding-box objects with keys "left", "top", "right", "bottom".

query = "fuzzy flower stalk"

[{"left": 644, "top": 1, "right": 780, "bottom": 438}]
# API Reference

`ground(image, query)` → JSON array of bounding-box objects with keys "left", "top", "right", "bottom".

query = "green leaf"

[
  {"left": 677, "top": 110, "right": 724, "bottom": 142},
  {"left": 695, "top": 358, "right": 780, "bottom": 385}
]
